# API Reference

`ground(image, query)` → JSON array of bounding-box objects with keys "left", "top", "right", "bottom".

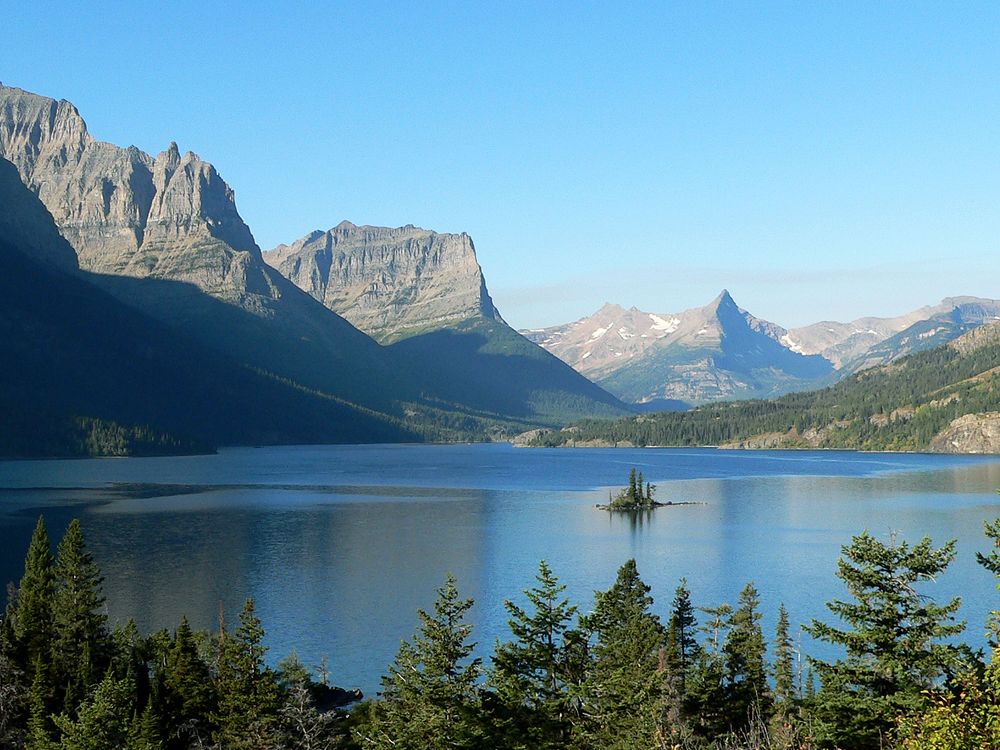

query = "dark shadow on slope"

[
  {"left": 389, "top": 319, "right": 632, "bottom": 426},
  {"left": 0, "top": 239, "right": 416, "bottom": 456}
]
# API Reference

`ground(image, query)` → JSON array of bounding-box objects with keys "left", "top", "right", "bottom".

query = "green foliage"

[
  {"left": 723, "top": 583, "right": 771, "bottom": 733},
  {"left": 214, "top": 598, "right": 283, "bottom": 748},
  {"left": 354, "top": 575, "right": 484, "bottom": 750},
  {"left": 576, "top": 560, "right": 666, "bottom": 749},
  {"left": 530, "top": 333, "right": 1000, "bottom": 451},
  {"left": 490, "top": 561, "right": 581, "bottom": 749},
  {"left": 605, "top": 467, "right": 659, "bottom": 511},
  {"left": 12, "top": 518, "right": 55, "bottom": 679},
  {"left": 51, "top": 520, "right": 108, "bottom": 713},
  {"left": 806, "top": 532, "right": 965, "bottom": 749}
]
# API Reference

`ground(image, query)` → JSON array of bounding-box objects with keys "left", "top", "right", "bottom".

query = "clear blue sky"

[{"left": 4, "top": 2, "right": 999, "bottom": 329}]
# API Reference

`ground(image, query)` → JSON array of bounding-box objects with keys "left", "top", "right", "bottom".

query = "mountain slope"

[
  {"left": 525, "top": 291, "right": 833, "bottom": 405},
  {"left": 527, "top": 322, "right": 1000, "bottom": 453},
  {"left": 266, "top": 220, "right": 631, "bottom": 425},
  {"left": 0, "top": 82, "right": 627, "bottom": 433},
  {"left": 0, "top": 157, "right": 413, "bottom": 456},
  {"left": 0, "top": 83, "right": 402, "bottom": 412}
]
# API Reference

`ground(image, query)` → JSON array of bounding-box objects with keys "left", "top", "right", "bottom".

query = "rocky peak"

[
  {"left": 265, "top": 222, "right": 500, "bottom": 343},
  {"left": 0, "top": 84, "right": 264, "bottom": 282}
]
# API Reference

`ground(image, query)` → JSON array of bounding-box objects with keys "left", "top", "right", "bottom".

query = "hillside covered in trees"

[
  {"left": 526, "top": 323, "right": 1000, "bottom": 452},
  {"left": 1, "top": 515, "right": 998, "bottom": 749}
]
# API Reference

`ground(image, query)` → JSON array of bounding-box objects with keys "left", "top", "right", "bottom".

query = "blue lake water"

[{"left": 1, "top": 444, "right": 999, "bottom": 697}]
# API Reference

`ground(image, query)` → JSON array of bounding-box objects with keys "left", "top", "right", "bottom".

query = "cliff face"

[
  {"left": 266, "top": 222, "right": 500, "bottom": 342},
  {"left": 929, "top": 413, "right": 1000, "bottom": 454},
  {"left": 0, "top": 84, "right": 284, "bottom": 311}
]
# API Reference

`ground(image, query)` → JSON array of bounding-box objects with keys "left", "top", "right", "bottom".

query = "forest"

[
  {"left": 0, "top": 515, "right": 998, "bottom": 750},
  {"left": 528, "top": 331, "right": 1000, "bottom": 451}
]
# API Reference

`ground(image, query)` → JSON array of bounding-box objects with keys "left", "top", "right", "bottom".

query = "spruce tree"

[
  {"left": 53, "top": 672, "right": 137, "bottom": 750},
  {"left": 772, "top": 604, "right": 796, "bottom": 712},
  {"left": 13, "top": 517, "right": 55, "bottom": 681},
  {"left": 490, "top": 560, "right": 580, "bottom": 749},
  {"left": 686, "top": 603, "right": 731, "bottom": 741},
  {"left": 666, "top": 579, "right": 699, "bottom": 698},
  {"left": 214, "top": 599, "right": 282, "bottom": 749},
  {"left": 723, "top": 582, "right": 770, "bottom": 732},
  {"left": 51, "top": 520, "right": 108, "bottom": 713},
  {"left": 157, "top": 615, "right": 215, "bottom": 749},
  {"left": 807, "top": 531, "right": 964, "bottom": 750},
  {"left": 577, "top": 560, "right": 665, "bottom": 750},
  {"left": 354, "top": 576, "right": 484, "bottom": 750}
]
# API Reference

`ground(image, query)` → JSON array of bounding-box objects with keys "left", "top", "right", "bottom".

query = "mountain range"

[
  {"left": 0, "top": 82, "right": 627, "bottom": 455},
  {"left": 525, "top": 320, "right": 1000, "bottom": 454},
  {"left": 523, "top": 292, "right": 1000, "bottom": 406}
]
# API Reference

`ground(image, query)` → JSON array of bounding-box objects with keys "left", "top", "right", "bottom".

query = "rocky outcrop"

[
  {"left": 928, "top": 413, "right": 1000, "bottom": 454},
  {"left": 949, "top": 320, "right": 1000, "bottom": 356},
  {"left": 0, "top": 83, "right": 286, "bottom": 311},
  {"left": 265, "top": 222, "right": 500, "bottom": 342}
]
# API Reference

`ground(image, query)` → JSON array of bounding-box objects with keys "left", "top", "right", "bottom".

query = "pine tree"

[
  {"left": 490, "top": 560, "right": 580, "bottom": 749},
  {"left": 723, "top": 583, "right": 770, "bottom": 733},
  {"left": 686, "top": 603, "right": 731, "bottom": 741},
  {"left": 354, "top": 576, "right": 484, "bottom": 750},
  {"left": 157, "top": 615, "right": 215, "bottom": 749},
  {"left": 806, "top": 531, "right": 965, "bottom": 750},
  {"left": 13, "top": 517, "right": 55, "bottom": 682},
  {"left": 51, "top": 520, "right": 108, "bottom": 713},
  {"left": 53, "top": 672, "right": 137, "bottom": 750},
  {"left": 772, "top": 604, "right": 796, "bottom": 712},
  {"left": 214, "top": 599, "right": 282, "bottom": 749},
  {"left": 0, "top": 641, "right": 26, "bottom": 748},
  {"left": 770, "top": 603, "right": 799, "bottom": 747},
  {"left": 25, "top": 653, "right": 55, "bottom": 750},
  {"left": 577, "top": 560, "right": 665, "bottom": 750},
  {"left": 628, "top": 468, "right": 638, "bottom": 501},
  {"left": 666, "top": 579, "right": 699, "bottom": 699},
  {"left": 978, "top": 516, "right": 1000, "bottom": 638}
]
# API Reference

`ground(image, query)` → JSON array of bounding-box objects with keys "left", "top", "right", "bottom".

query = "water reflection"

[{"left": 1, "top": 445, "right": 999, "bottom": 697}]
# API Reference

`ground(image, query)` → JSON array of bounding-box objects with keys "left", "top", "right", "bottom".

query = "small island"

[
  {"left": 598, "top": 468, "right": 663, "bottom": 511},
  {"left": 598, "top": 467, "right": 704, "bottom": 511}
]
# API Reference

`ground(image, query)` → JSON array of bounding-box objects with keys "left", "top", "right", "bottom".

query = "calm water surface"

[{"left": 1, "top": 444, "right": 999, "bottom": 697}]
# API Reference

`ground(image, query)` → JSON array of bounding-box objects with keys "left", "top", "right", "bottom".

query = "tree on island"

[{"left": 605, "top": 468, "right": 659, "bottom": 511}]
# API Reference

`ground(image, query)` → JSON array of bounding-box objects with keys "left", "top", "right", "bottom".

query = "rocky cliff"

[
  {"left": 265, "top": 222, "right": 500, "bottom": 342},
  {"left": 0, "top": 83, "right": 291, "bottom": 312},
  {"left": 929, "top": 412, "right": 1000, "bottom": 454}
]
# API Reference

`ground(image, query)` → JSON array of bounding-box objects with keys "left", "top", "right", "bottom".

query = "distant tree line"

[
  {"left": 1, "top": 514, "right": 998, "bottom": 749},
  {"left": 530, "top": 336, "right": 1000, "bottom": 450}
]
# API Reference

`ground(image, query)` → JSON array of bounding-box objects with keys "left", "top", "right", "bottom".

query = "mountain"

[
  {"left": 0, "top": 82, "right": 627, "bottom": 436},
  {"left": 0, "top": 156, "right": 413, "bottom": 456},
  {"left": 0, "top": 83, "right": 402, "bottom": 411},
  {"left": 524, "top": 291, "right": 833, "bottom": 405},
  {"left": 265, "top": 223, "right": 500, "bottom": 343},
  {"left": 525, "top": 292, "right": 1000, "bottom": 407},
  {"left": 265, "top": 221, "right": 630, "bottom": 425},
  {"left": 784, "top": 297, "right": 1000, "bottom": 370},
  {"left": 527, "top": 321, "right": 1000, "bottom": 453}
]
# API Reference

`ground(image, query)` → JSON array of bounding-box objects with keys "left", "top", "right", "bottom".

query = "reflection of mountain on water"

[
  {"left": 62, "top": 486, "right": 490, "bottom": 696},
  {"left": 2, "top": 445, "right": 999, "bottom": 698}
]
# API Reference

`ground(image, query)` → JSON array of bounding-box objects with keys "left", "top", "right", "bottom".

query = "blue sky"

[{"left": 4, "top": 2, "right": 999, "bottom": 328}]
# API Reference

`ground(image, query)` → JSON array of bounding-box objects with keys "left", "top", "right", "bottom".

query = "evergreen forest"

[
  {"left": 1, "top": 515, "right": 998, "bottom": 749},
  {"left": 528, "top": 330, "right": 1000, "bottom": 451}
]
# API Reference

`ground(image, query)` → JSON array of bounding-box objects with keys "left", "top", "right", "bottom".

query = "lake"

[{"left": 1, "top": 444, "right": 999, "bottom": 697}]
